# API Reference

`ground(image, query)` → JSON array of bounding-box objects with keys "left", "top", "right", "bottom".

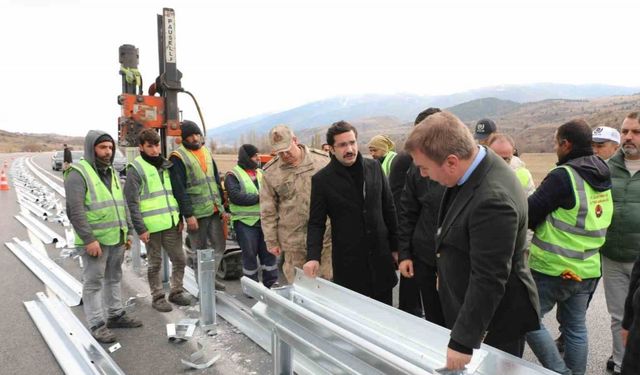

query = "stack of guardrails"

[{"left": 240, "top": 270, "right": 557, "bottom": 375}]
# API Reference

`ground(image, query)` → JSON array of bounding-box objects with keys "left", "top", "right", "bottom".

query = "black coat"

[
  {"left": 397, "top": 165, "right": 445, "bottom": 267},
  {"left": 436, "top": 149, "right": 540, "bottom": 350},
  {"left": 307, "top": 153, "right": 398, "bottom": 296}
]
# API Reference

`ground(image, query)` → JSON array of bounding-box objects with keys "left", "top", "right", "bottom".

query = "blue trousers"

[
  {"left": 526, "top": 270, "right": 598, "bottom": 375},
  {"left": 234, "top": 221, "right": 278, "bottom": 287}
]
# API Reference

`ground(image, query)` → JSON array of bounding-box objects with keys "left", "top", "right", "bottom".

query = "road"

[
  {"left": 0, "top": 152, "right": 271, "bottom": 375},
  {"left": 0, "top": 151, "right": 619, "bottom": 375}
]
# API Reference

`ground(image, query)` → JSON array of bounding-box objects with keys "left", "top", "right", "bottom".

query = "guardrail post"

[
  {"left": 272, "top": 330, "right": 293, "bottom": 375},
  {"left": 197, "top": 249, "right": 216, "bottom": 333}
]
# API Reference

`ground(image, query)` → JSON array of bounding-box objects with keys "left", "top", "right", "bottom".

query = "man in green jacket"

[
  {"left": 65, "top": 130, "right": 142, "bottom": 343},
  {"left": 600, "top": 112, "right": 640, "bottom": 374},
  {"left": 367, "top": 135, "right": 397, "bottom": 176},
  {"left": 124, "top": 129, "right": 191, "bottom": 313}
]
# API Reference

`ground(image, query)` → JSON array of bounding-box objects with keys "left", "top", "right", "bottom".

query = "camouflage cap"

[{"left": 269, "top": 125, "right": 294, "bottom": 153}]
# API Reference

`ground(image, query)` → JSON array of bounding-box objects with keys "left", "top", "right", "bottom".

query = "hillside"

[
  {"left": 0, "top": 130, "right": 84, "bottom": 153},
  {"left": 208, "top": 83, "right": 640, "bottom": 145}
]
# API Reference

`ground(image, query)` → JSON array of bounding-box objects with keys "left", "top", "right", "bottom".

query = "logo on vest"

[{"left": 595, "top": 204, "right": 603, "bottom": 218}]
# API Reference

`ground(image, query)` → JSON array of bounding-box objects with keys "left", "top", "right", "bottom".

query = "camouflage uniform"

[{"left": 260, "top": 144, "right": 333, "bottom": 283}]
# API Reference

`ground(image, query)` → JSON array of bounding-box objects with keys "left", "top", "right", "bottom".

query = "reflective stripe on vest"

[
  {"left": 529, "top": 165, "right": 613, "bottom": 279},
  {"left": 381, "top": 151, "right": 397, "bottom": 176},
  {"left": 67, "top": 160, "right": 128, "bottom": 246},
  {"left": 172, "top": 145, "right": 222, "bottom": 219},
  {"left": 130, "top": 156, "right": 180, "bottom": 233},
  {"left": 228, "top": 165, "right": 262, "bottom": 226}
]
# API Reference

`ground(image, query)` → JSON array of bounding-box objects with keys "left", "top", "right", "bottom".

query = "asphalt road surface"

[{"left": 0, "top": 151, "right": 620, "bottom": 375}]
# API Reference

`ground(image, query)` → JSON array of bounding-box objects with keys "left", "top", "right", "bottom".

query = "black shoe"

[
  {"left": 168, "top": 292, "right": 192, "bottom": 306},
  {"left": 606, "top": 355, "right": 614, "bottom": 371},
  {"left": 91, "top": 323, "right": 116, "bottom": 343},
  {"left": 107, "top": 312, "right": 143, "bottom": 328},
  {"left": 555, "top": 333, "right": 565, "bottom": 353}
]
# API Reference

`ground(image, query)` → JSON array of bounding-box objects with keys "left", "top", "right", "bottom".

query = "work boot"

[
  {"left": 168, "top": 292, "right": 192, "bottom": 306},
  {"left": 91, "top": 323, "right": 116, "bottom": 344},
  {"left": 152, "top": 295, "right": 173, "bottom": 312},
  {"left": 215, "top": 280, "right": 226, "bottom": 291},
  {"left": 107, "top": 312, "right": 143, "bottom": 329},
  {"left": 606, "top": 355, "right": 614, "bottom": 371}
]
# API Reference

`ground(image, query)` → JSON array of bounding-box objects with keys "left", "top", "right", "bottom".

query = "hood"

[
  {"left": 83, "top": 130, "right": 116, "bottom": 168},
  {"left": 564, "top": 154, "right": 612, "bottom": 192},
  {"left": 509, "top": 155, "right": 526, "bottom": 169}
]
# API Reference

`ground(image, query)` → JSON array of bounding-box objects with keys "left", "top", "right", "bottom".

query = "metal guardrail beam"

[
  {"left": 243, "top": 270, "right": 557, "bottom": 375},
  {"left": 25, "top": 157, "right": 66, "bottom": 197},
  {"left": 15, "top": 213, "right": 66, "bottom": 248},
  {"left": 5, "top": 238, "right": 82, "bottom": 306},
  {"left": 24, "top": 292, "right": 124, "bottom": 375}
]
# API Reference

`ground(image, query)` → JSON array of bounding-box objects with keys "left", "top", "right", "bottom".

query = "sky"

[{"left": 2, "top": 0, "right": 639, "bottom": 137}]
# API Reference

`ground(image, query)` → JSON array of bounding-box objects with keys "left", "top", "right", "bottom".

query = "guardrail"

[{"left": 241, "top": 270, "right": 557, "bottom": 375}]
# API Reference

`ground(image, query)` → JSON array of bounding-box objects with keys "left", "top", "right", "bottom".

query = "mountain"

[
  {"left": 209, "top": 83, "right": 640, "bottom": 145},
  {"left": 448, "top": 98, "right": 521, "bottom": 122},
  {"left": 0, "top": 129, "right": 83, "bottom": 153}
]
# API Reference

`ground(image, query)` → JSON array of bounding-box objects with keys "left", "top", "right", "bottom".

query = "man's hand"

[
  {"left": 622, "top": 328, "right": 629, "bottom": 347},
  {"left": 86, "top": 240, "right": 102, "bottom": 257},
  {"left": 139, "top": 232, "right": 150, "bottom": 243},
  {"left": 186, "top": 216, "right": 199, "bottom": 231},
  {"left": 303, "top": 260, "right": 320, "bottom": 278},
  {"left": 124, "top": 235, "right": 133, "bottom": 250},
  {"left": 446, "top": 347, "right": 472, "bottom": 370},
  {"left": 399, "top": 259, "right": 414, "bottom": 278},
  {"left": 268, "top": 246, "right": 281, "bottom": 256}
]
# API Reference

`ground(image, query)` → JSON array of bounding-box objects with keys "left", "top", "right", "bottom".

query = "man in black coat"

[
  {"left": 405, "top": 111, "right": 540, "bottom": 370},
  {"left": 304, "top": 120, "right": 398, "bottom": 304},
  {"left": 391, "top": 107, "right": 442, "bottom": 318}
]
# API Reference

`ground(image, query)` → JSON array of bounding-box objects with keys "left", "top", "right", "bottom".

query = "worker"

[
  {"left": 169, "top": 120, "right": 226, "bottom": 290},
  {"left": 63, "top": 143, "right": 72, "bottom": 171},
  {"left": 65, "top": 130, "right": 142, "bottom": 344},
  {"left": 124, "top": 128, "right": 191, "bottom": 312},
  {"left": 395, "top": 107, "right": 445, "bottom": 323},
  {"left": 260, "top": 125, "right": 332, "bottom": 283},
  {"left": 487, "top": 133, "right": 536, "bottom": 196},
  {"left": 525, "top": 119, "right": 613, "bottom": 375},
  {"left": 304, "top": 121, "right": 398, "bottom": 304},
  {"left": 321, "top": 143, "right": 331, "bottom": 153},
  {"left": 473, "top": 118, "right": 497, "bottom": 146},
  {"left": 225, "top": 144, "right": 278, "bottom": 288},
  {"left": 621, "top": 254, "right": 640, "bottom": 375},
  {"left": 367, "top": 134, "right": 397, "bottom": 176},
  {"left": 405, "top": 112, "right": 540, "bottom": 369},
  {"left": 599, "top": 114, "right": 640, "bottom": 374},
  {"left": 592, "top": 126, "right": 620, "bottom": 161}
]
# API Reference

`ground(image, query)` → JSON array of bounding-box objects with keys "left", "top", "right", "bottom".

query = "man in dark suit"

[
  {"left": 303, "top": 120, "right": 398, "bottom": 304},
  {"left": 404, "top": 111, "right": 540, "bottom": 370}
]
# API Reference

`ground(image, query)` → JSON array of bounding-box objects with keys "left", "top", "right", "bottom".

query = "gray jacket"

[
  {"left": 124, "top": 157, "right": 174, "bottom": 235},
  {"left": 64, "top": 130, "right": 132, "bottom": 245}
]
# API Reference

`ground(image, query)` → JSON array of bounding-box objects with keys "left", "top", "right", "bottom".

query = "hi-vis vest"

[
  {"left": 529, "top": 165, "right": 613, "bottom": 279},
  {"left": 381, "top": 151, "right": 398, "bottom": 176},
  {"left": 515, "top": 167, "right": 532, "bottom": 190},
  {"left": 66, "top": 159, "right": 128, "bottom": 246},
  {"left": 228, "top": 166, "right": 263, "bottom": 226},
  {"left": 171, "top": 145, "right": 222, "bottom": 219},
  {"left": 130, "top": 156, "right": 179, "bottom": 233}
]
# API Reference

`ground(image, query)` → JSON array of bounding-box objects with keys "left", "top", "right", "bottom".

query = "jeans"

[
  {"left": 602, "top": 255, "right": 634, "bottom": 372},
  {"left": 234, "top": 221, "right": 277, "bottom": 287},
  {"left": 81, "top": 244, "right": 125, "bottom": 328},
  {"left": 526, "top": 270, "right": 598, "bottom": 375},
  {"left": 146, "top": 225, "right": 186, "bottom": 299}
]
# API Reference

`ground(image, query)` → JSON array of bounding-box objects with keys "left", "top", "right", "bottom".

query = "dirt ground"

[{"left": 520, "top": 153, "right": 556, "bottom": 186}]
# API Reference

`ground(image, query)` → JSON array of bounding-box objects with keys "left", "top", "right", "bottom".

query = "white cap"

[{"left": 592, "top": 126, "right": 620, "bottom": 144}]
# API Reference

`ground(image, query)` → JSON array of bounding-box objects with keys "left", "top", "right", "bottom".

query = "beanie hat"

[
  {"left": 95, "top": 133, "right": 114, "bottom": 146},
  {"left": 238, "top": 144, "right": 259, "bottom": 170},
  {"left": 367, "top": 135, "right": 395, "bottom": 153},
  {"left": 181, "top": 120, "right": 202, "bottom": 140}
]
